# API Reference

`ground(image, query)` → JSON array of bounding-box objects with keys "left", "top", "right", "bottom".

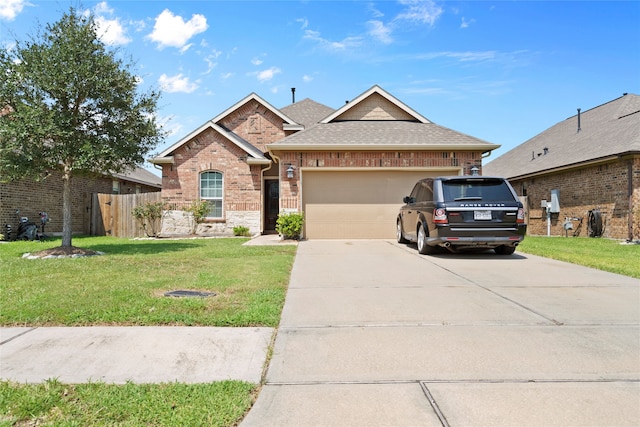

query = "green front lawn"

[
  {"left": 0, "top": 237, "right": 296, "bottom": 326},
  {"left": 517, "top": 235, "right": 640, "bottom": 279},
  {"left": 0, "top": 236, "right": 296, "bottom": 427}
]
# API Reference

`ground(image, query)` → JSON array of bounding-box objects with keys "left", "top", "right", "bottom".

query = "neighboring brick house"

[
  {"left": 484, "top": 93, "right": 640, "bottom": 241},
  {"left": 151, "top": 85, "right": 500, "bottom": 239},
  {"left": 1, "top": 167, "right": 161, "bottom": 237}
]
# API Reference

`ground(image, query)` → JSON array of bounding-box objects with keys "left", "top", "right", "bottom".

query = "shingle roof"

[
  {"left": 114, "top": 167, "right": 162, "bottom": 188},
  {"left": 268, "top": 120, "right": 497, "bottom": 150},
  {"left": 280, "top": 98, "right": 334, "bottom": 129},
  {"left": 484, "top": 93, "right": 640, "bottom": 179}
]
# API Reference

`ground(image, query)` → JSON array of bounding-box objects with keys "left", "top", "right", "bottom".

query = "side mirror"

[{"left": 403, "top": 196, "right": 413, "bottom": 204}]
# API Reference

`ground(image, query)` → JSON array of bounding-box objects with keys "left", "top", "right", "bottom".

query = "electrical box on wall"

[{"left": 550, "top": 189, "right": 560, "bottom": 213}]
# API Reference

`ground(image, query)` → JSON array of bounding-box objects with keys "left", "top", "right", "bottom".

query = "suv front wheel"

[
  {"left": 397, "top": 219, "right": 408, "bottom": 243},
  {"left": 494, "top": 245, "right": 516, "bottom": 255}
]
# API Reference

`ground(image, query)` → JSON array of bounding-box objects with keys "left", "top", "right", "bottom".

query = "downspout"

[{"left": 628, "top": 159, "right": 634, "bottom": 241}]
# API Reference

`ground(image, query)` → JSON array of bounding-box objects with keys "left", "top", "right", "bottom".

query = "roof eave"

[
  {"left": 505, "top": 152, "right": 640, "bottom": 181},
  {"left": 150, "top": 156, "right": 174, "bottom": 165},
  {"left": 267, "top": 143, "right": 500, "bottom": 151}
]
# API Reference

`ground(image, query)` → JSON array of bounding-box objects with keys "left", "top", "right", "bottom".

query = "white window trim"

[{"left": 200, "top": 171, "right": 224, "bottom": 219}]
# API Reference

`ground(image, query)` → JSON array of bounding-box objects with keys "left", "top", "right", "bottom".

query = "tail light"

[
  {"left": 517, "top": 207, "right": 525, "bottom": 224},
  {"left": 434, "top": 208, "right": 448, "bottom": 224}
]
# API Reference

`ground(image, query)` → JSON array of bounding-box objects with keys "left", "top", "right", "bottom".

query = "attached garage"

[
  {"left": 268, "top": 85, "right": 499, "bottom": 240},
  {"left": 302, "top": 169, "right": 453, "bottom": 239}
]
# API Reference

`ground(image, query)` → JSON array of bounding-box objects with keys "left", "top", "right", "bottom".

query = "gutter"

[{"left": 266, "top": 143, "right": 500, "bottom": 152}]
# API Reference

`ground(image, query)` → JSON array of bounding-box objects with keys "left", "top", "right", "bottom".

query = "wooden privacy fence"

[{"left": 92, "top": 192, "right": 162, "bottom": 238}]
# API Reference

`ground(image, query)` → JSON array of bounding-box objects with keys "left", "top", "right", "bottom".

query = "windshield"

[{"left": 442, "top": 179, "right": 515, "bottom": 202}]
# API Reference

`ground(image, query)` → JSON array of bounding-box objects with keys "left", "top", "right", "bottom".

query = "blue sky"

[{"left": 1, "top": 0, "right": 639, "bottom": 174}]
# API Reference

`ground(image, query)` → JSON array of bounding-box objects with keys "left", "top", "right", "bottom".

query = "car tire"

[
  {"left": 494, "top": 245, "right": 516, "bottom": 255},
  {"left": 397, "top": 219, "right": 408, "bottom": 243},
  {"left": 417, "top": 223, "right": 437, "bottom": 255}
]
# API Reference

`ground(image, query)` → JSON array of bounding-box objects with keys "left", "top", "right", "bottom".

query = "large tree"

[{"left": 0, "top": 8, "right": 164, "bottom": 249}]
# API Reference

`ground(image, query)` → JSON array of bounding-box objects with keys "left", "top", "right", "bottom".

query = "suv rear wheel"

[{"left": 417, "top": 223, "right": 437, "bottom": 255}]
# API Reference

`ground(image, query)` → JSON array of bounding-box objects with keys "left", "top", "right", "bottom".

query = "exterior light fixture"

[
  {"left": 286, "top": 164, "right": 295, "bottom": 179},
  {"left": 470, "top": 166, "right": 479, "bottom": 176}
]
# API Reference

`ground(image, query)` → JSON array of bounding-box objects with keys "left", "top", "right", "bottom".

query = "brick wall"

[
  {"left": 160, "top": 127, "right": 267, "bottom": 235},
  {"left": 275, "top": 150, "right": 483, "bottom": 210},
  {"left": 218, "top": 100, "right": 286, "bottom": 153},
  {"left": 509, "top": 156, "right": 639, "bottom": 240},
  {"left": 1, "top": 170, "right": 159, "bottom": 236}
]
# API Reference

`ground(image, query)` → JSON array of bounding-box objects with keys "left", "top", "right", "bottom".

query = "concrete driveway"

[{"left": 241, "top": 239, "right": 640, "bottom": 426}]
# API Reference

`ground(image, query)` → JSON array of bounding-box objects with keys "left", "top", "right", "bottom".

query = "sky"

[{"left": 1, "top": 0, "right": 639, "bottom": 176}]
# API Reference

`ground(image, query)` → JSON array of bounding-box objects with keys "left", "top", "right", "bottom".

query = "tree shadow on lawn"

[{"left": 86, "top": 241, "right": 201, "bottom": 256}]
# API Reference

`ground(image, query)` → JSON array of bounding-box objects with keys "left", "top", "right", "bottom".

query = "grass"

[
  {"left": 0, "top": 236, "right": 296, "bottom": 427},
  {"left": 2, "top": 234, "right": 637, "bottom": 426},
  {"left": 0, "top": 236, "right": 296, "bottom": 326},
  {"left": 0, "top": 379, "right": 255, "bottom": 426},
  {"left": 517, "top": 235, "right": 640, "bottom": 279}
]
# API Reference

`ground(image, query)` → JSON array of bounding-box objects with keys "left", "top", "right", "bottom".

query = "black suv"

[{"left": 397, "top": 176, "right": 526, "bottom": 255}]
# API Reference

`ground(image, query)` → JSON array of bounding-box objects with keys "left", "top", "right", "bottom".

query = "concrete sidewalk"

[
  {"left": 1, "top": 326, "right": 273, "bottom": 384},
  {"left": 240, "top": 239, "right": 640, "bottom": 426}
]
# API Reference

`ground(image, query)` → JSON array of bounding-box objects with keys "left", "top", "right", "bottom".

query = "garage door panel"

[
  {"left": 302, "top": 170, "right": 452, "bottom": 239},
  {"left": 305, "top": 204, "right": 400, "bottom": 239}
]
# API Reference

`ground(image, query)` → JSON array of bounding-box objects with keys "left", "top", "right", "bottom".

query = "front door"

[{"left": 264, "top": 180, "right": 279, "bottom": 232}]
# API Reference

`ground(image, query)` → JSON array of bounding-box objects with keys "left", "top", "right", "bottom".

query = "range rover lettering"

[{"left": 397, "top": 176, "right": 527, "bottom": 255}]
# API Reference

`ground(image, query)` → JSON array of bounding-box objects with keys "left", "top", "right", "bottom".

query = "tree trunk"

[{"left": 61, "top": 165, "right": 73, "bottom": 247}]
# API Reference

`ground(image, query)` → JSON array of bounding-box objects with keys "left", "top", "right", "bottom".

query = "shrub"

[
  {"left": 276, "top": 212, "right": 304, "bottom": 240},
  {"left": 233, "top": 226, "right": 251, "bottom": 237},
  {"left": 131, "top": 202, "right": 165, "bottom": 237},
  {"left": 184, "top": 200, "right": 211, "bottom": 234}
]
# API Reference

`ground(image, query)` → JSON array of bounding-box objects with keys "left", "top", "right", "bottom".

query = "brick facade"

[
  {"left": 509, "top": 156, "right": 640, "bottom": 240},
  {"left": 277, "top": 150, "right": 483, "bottom": 210},
  {"left": 159, "top": 102, "right": 286, "bottom": 235},
  {"left": 1, "top": 170, "right": 159, "bottom": 236}
]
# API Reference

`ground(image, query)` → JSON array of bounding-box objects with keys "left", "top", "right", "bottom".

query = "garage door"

[{"left": 302, "top": 170, "right": 448, "bottom": 239}]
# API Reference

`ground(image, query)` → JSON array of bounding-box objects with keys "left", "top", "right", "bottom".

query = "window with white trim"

[{"left": 200, "top": 171, "right": 223, "bottom": 218}]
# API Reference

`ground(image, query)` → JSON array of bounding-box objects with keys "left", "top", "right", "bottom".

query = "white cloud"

[
  {"left": 220, "top": 72, "right": 233, "bottom": 80},
  {"left": 303, "top": 74, "right": 313, "bottom": 83},
  {"left": 93, "top": 1, "right": 112, "bottom": 15},
  {"left": 367, "top": 20, "right": 393, "bottom": 44},
  {"left": 203, "top": 52, "right": 221, "bottom": 75},
  {"left": 460, "top": 17, "right": 475, "bottom": 29},
  {"left": 251, "top": 57, "right": 264, "bottom": 66},
  {"left": 296, "top": 17, "right": 308, "bottom": 29},
  {"left": 252, "top": 67, "right": 281, "bottom": 83},
  {"left": 147, "top": 9, "right": 208, "bottom": 49},
  {"left": 158, "top": 73, "right": 198, "bottom": 93},
  {"left": 0, "top": 0, "right": 28, "bottom": 21},
  {"left": 95, "top": 16, "right": 131, "bottom": 45},
  {"left": 303, "top": 29, "right": 363, "bottom": 51},
  {"left": 395, "top": 0, "right": 443, "bottom": 26},
  {"left": 87, "top": 3, "right": 131, "bottom": 46}
]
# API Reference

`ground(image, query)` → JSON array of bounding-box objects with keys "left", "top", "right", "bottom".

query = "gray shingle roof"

[
  {"left": 269, "top": 120, "right": 497, "bottom": 150},
  {"left": 484, "top": 93, "right": 640, "bottom": 178},
  {"left": 280, "top": 98, "right": 334, "bottom": 129},
  {"left": 114, "top": 167, "right": 162, "bottom": 187}
]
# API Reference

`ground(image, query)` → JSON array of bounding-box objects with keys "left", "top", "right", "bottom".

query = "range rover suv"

[{"left": 397, "top": 176, "right": 526, "bottom": 255}]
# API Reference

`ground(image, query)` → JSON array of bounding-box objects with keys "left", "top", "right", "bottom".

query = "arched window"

[{"left": 200, "top": 171, "right": 223, "bottom": 218}]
